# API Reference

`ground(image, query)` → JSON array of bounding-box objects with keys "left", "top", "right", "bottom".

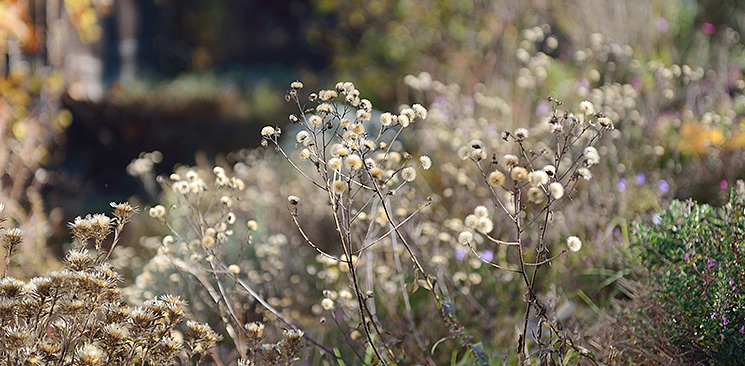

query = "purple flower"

[
  {"left": 711, "top": 312, "right": 718, "bottom": 319},
  {"left": 536, "top": 100, "right": 550, "bottom": 117},
  {"left": 656, "top": 17, "right": 669, "bottom": 33},
  {"left": 721, "top": 180, "right": 728, "bottom": 190},
  {"left": 685, "top": 251, "right": 693, "bottom": 261},
  {"left": 629, "top": 77, "right": 643, "bottom": 90},
  {"left": 723, "top": 316, "right": 729, "bottom": 326},
  {"left": 481, "top": 249, "right": 494, "bottom": 263},
  {"left": 707, "top": 259, "right": 717, "bottom": 271},
  {"left": 635, "top": 173, "right": 646, "bottom": 185},
  {"left": 702, "top": 22, "right": 716, "bottom": 36},
  {"left": 740, "top": 325, "right": 744, "bottom": 334},
  {"left": 658, "top": 180, "right": 669, "bottom": 194},
  {"left": 454, "top": 248, "right": 466, "bottom": 260},
  {"left": 617, "top": 178, "right": 627, "bottom": 193}
]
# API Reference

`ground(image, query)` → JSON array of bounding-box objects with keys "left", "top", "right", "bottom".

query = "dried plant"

[{"left": 0, "top": 202, "right": 220, "bottom": 366}]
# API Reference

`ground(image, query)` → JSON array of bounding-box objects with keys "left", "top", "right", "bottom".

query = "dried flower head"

[
  {"left": 528, "top": 170, "right": 549, "bottom": 187},
  {"left": 584, "top": 146, "right": 600, "bottom": 166},
  {"left": 549, "top": 182, "right": 564, "bottom": 199},
  {"left": 527, "top": 187, "right": 545, "bottom": 204},
  {"left": 511, "top": 166, "right": 528, "bottom": 181},
  {"left": 290, "top": 81, "right": 303, "bottom": 89},
  {"left": 149, "top": 205, "right": 166, "bottom": 219},
  {"left": 567, "top": 236, "right": 582, "bottom": 252},
  {"left": 331, "top": 180, "right": 348, "bottom": 194},
  {"left": 488, "top": 170, "right": 506, "bottom": 186},
  {"left": 513, "top": 128, "right": 529, "bottom": 140},
  {"left": 261, "top": 126, "right": 276, "bottom": 137},
  {"left": 458, "top": 231, "right": 473, "bottom": 245},
  {"left": 401, "top": 167, "right": 417, "bottom": 182},
  {"left": 419, "top": 155, "right": 432, "bottom": 170},
  {"left": 503, "top": 154, "right": 519, "bottom": 166},
  {"left": 579, "top": 100, "right": 595, "bottom": 115},
  {"left": 110, "top": 202, "right": 137, "bottom": 225}
]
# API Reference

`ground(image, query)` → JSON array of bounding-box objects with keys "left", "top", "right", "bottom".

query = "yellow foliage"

[{"left": 677, "top": 121, "right": 724, "bottom": 155}]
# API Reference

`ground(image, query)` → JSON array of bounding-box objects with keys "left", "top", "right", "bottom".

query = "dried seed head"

[
  {"left": 488, "top": 170, "right": 506, "bottom": 186},
  {"left": 76, "top": 343, "right": 105, "bottom": 365},
  {"left": 65, "top": 249, "right": 93, "bottom": 271},
  {"left": 511, "top": 166, "right": 528, "bottom": 181},
  {"left": 2, "top": 227, "right": 23, "bottom": 258},
  {"left": 110, "top": 202, "right": 137, "bottom": 225}
]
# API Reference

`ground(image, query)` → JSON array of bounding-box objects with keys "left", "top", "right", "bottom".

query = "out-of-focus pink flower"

[{"left": 702, "top": 22, "right": 716, "bottom": 35}]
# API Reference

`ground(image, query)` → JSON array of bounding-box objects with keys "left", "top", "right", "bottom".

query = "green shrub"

[{"left": 634, "top": 182, "right": 745, "bottom": 363}]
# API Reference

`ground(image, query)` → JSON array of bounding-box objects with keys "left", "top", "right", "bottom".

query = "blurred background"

[{"left": 2, "top": 0, "right": 745, "bottom": 362}]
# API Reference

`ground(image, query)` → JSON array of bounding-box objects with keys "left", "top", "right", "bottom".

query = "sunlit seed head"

[
  {"left": 247, "top": 220, "right": 258, "bottom": 231},
  {"left": 464, "top": 214, "right": 479, "bottom": 228},
  {"left": 419, "top": 155, "right": 432, "bottom": 170},
  {"left": 579, "top": 100, "right": 595, "bottom": 115},
  {"left": 299, "top": 148, "right": 311, "bottom": 160},
  {"left": 584, "top": 146, "right": 600, "bottom": 165},
  {"left": 511, "top": 166, "right": 528, "bottom": 181},
  {"left": 543, "top": 165, "right": 556, "bottom": 176},
  {"left": 503, "top": 154, "right": 519, "bottom": 166},
  {"left": 370, "top": 167, "right": 384, "bottom": 179},
  {"left": 321, "top": 298, "right": 334, "bottom": 310},
  {"left": 328, "top": 157, "right": 342, "bottom": 171},
  {"left": 488, "top": 170, "right": 506, "bottom": 186},
  {"left": 513, "top": 128, "right": 529, "bottom": 140},
  {"left": 527, "top": 187, "right": 545, "bottom": 204},
  {"left": 331, "top": 180, "right": 348, "bottom": 194},
  {"left": 287, "top": 195, "right": 300, "bottom": 205},
  {"left": 351, "top": 123, "right": 365, "bottom": 135},
  {"left": 398, "top": 114, "right": 410, "bottom": 128},
  {"left": 149, "top": 205, "right": 166, "bottom": 219},
  {"left": 296, "top": 130, "right": 310, "bottom": 143},
  {"left": 347, "top": 154, "right": 363, "bottom": 170},
  {"left": 457, "top": 146, "right": 470, "bottom": 160},
  {"left": 567, "top": 236, "right": 582, "bottom": 252},
  {"left": 308, "top": 115, "right": 323, "bottom": 127},
  {"left": 380, "top": 112, "right": 393, "bottom": 126},
  {"left": 577, "top": 167, "right": 592, "bottom": 180},
  {"left": 474, "top": 206, "right": 489, "bottom": 218},
  {"left": 549, "top": 182, "right": 564, "bottom": 199},
  {"left": 401, "top": 167, "right": 417, "bottom": 182},
  {"left": 598, "top": 116, "right": 614, "bottom": 129},
  {"left": 228, "top": 264, "right": 241, "bottom": 274},
  {"left": 260, "top": 126, "right": 276, "bottom": 137},
  {"left": 319, "top": 90, "right": 338, "bottom": 100},
  {"left": 469, "top": 148, "right": 487, "bottom": 161},
  {"left": 458, "top": 231, "right": 473, "bottom": 245},
  {"left": 316, "top": 103, "right": 333, "bottom": 113},
  {"left": 476, "top": 217, "right": 493, "bottom": 234},
  {"left": 528, "top": 170, "right": 549, "bottom": 187},
  {"left": 290, "top": 81, "right": 303, "bottom": 89},
  {"left": 412, "top": 104, "right": 428, "bottom": 119}
]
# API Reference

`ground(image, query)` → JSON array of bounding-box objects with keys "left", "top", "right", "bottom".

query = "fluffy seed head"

[
  {"left": 401, "top": 167, "right": 417, "bottom": 182},
  {"left": 549, "top": 182, "right": 564, "bottom": 199},
  {"left": 457, "top": 231, "right": 473, "bottom": 245},
  {"left": 261, "top": 126, "right": 276, "bottom": 137},
  {"left": 511, "top": 166, "right": 528, "bottom": 181},
  {"left": 528, "top": 170, "right": 549, "bottom": 187},
  {"left": 567, "top": 236, "right": 582, "bottom": 252},
  {"left": 488, "top": 170, "right": 506, "bottom": 186}
]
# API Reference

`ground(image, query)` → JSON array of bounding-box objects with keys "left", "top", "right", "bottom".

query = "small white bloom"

[
  {"left": 419, "top": 155, "right": 432, "bottom": 170},
  {"left": 458, "top": 231, "right": 473, "bottom": 245},
  {"left": 549, "top": 182, "right": 564, "bottom": 199},
  {"left": 567, "top": 236, "right": 582, "bottom": 252}
]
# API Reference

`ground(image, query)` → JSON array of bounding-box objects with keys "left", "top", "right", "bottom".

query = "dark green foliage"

[{"left": 634, "top": 183, "right": 745, "bottom": 363}]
